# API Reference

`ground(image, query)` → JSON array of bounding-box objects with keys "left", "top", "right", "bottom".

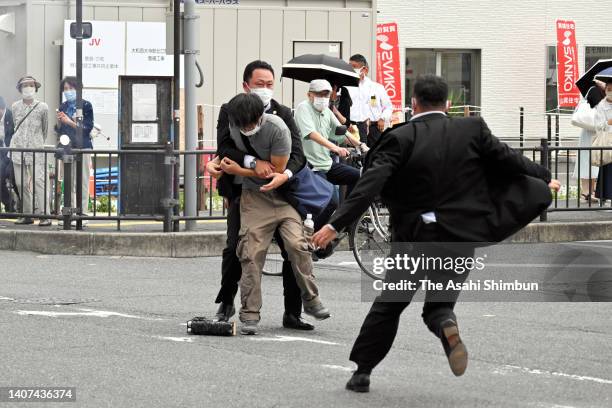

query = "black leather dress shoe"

[
  {"left": 440, "top": 319, "right": 468, "bottom": 376},
  {"left": 282, "top": 312, "right": 314, "bottom": 330},
  {"left": 346, "top": 372, "right": 370, "bottom": 393},
  {"left": 214, "top": 302, "right": 235, "bottom": 322}
]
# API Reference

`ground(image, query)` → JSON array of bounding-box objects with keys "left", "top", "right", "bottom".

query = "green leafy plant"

[{"left": 95, "top": 196, "right": 116, "bottom": 213}]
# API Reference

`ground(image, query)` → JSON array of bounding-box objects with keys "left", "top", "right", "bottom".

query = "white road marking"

[
  {"left": 154, "top": 336, "right": 194, "bottom": 343},
  {"left": 0, "top": 296, "right": 15, "bottom": 301},
  {"left": 322, "top": 364, "right": 353, "bottom": 372},
  {"left": 561, "top": 242, "right": 612, "bottom": 250},
  {"left": 496, "top": 364, "right": 612, "bottom": 385},
  {"left": 250, "top": 335, "right": 342, "bottom": 346},
  {"left": 483, "top": 314, "right": 496, "bottom": 317},
  {"left": 486, "top": 263, "right": 612, "bottom": 269},
  {"left": 338, "top": 261, "right": 358, "bottom": 266},
  {"left": 14, "top": 308, "right": 165, "bottom": 321}
]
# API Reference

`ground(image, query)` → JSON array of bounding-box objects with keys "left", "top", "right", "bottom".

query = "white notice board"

[{"left": 63, "top": 20, "right": 126, "bottom": 88}]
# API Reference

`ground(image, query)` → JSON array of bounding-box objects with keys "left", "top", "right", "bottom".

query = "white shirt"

[
  {"left": 348, "top": 76, "right": 393, "bottom": 123},
  {"left": 572, "top": 97, "right": 612, "bottom": 132}
]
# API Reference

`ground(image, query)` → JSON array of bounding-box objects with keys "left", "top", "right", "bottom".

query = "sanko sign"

[
  {"left": 376, "top": 22, "right": 403, "bottom": 115},
  {"left": 555, "top": 20, "right": 581, "bottom": 108}
]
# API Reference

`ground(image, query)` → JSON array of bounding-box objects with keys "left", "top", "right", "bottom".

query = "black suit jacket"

[
  {"left": 216, "top": 98, "right": 306, "bottom": 199},
  {"left": 329, "top": 113, "right": 552, "bottom": 242}
]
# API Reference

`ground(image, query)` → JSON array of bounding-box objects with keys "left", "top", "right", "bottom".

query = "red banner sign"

[
  {"left": 376, "top": 22, "right": 403, "bottom": 116},
  {"left": 556, "top": 20, "right": 581, "bottom": 108}
]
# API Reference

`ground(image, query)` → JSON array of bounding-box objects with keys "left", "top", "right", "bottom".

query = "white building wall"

[{"left": 377, "top": 0, "right": 612, "bottom": 146}]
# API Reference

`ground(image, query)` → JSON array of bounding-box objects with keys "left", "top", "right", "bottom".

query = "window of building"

[
  {"left": 405, "top": 49, "right": 481, "bottom": 108},
  {"left": 585, "top": 46, "right": 612, "bottom": 71},
  {"left": 545, "top": 46, "right": 557, "bottom": 112}
]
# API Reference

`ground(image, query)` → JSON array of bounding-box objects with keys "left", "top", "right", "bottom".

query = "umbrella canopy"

[
  {"left": 282, "top": 54, "right": 360, "bottom": 88},
  {"left": 576, "top": 59, "right": 612, "bottom": 97},
  {"left": 595, "top": 67, "right": 612, "bottom": 84}
]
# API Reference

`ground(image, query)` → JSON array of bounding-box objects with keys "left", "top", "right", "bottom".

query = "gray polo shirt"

[{"left": 229, "top": 113, "right": 291, "bottom": 190}]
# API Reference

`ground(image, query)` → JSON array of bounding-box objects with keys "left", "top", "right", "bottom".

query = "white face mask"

[
  {"left": 250, "top": 87, "right": 274, "bottom": 107},
  {"left": 21, "top": 86, "right": 36, "bottom": 99},
  {"left": 313, "top": 97, "right": 330, "bottom": 112},
  {"left": 240, "top": 116, "right": 263, "bottom": 137}
]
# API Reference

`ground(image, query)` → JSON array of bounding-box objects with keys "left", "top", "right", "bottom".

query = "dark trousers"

[
  {"left": 215, "top": 195, "right": 302, "bottom": 316},
  {"left": 355, "top": 121, "right": 383, "bottom": 148},
  {"left": 0, "top": 158, "right": 15, "bottom": 212},
  {"left": 315, "top": 162, "right": 360, "bottom": 199},
  {"left": 349, "top": 223, "right": 473, "bottom": 372}
]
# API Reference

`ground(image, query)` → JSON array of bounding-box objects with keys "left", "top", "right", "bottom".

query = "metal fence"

[
  {"left": 2, "top": 141, "right": 612, "bottom": 232},
  {"left": 0, "top": 145, "right": 225, "bottom": 232}
]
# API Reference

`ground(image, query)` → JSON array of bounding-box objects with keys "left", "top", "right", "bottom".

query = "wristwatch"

[{"left": 249, "top": 158, "right": 257, "bottom": 169}]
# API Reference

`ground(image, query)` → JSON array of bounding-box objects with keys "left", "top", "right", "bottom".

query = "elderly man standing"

[{"left": 10, "top": 76, "right": 51, "bottom": 226}]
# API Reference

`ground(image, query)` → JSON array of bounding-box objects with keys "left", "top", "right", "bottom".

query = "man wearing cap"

[
  {"left": 348, "top": 54, "right": 393, "bottom": 147},
  {"left": 10, "top": 76, "right": 50, "bottom": 226},
  {"left": 294, "top": 79, "right": 365, "bottom": 198}
]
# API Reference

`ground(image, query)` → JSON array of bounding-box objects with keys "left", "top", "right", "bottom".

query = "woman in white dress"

[
  {"left": 571, "top": 85, "right": 602, "bottom": 202},
  {"left": 571, "top": 73, "right": 612, "bottom": 202}
]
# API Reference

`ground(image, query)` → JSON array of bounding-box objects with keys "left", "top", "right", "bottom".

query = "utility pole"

[
  {"left": 74, "top": 0, "right": 84, "bottom": 230},
  {"left": 183, "top": 0, "right": 199, "bottom": 231},
  {"left": 172, "top": 0, "right": 181, "bottom": 232}
]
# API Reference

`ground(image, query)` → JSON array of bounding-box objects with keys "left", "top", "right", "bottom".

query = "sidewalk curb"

[{"left": 1, "top": 221, "right": 611, "bottom": 258}]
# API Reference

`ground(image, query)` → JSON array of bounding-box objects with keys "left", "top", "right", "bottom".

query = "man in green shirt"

[{"left": 294, "top": 80, "right": 366, "bottom": 197}]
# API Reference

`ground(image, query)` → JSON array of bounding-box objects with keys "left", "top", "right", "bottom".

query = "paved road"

[{"left": 0, "top": 247, "right": 611, "bottom": 408}]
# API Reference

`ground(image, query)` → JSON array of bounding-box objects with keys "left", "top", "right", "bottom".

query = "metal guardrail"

[
  {"left": 0, "top": 146, "right": 225, "bottom": 232},
  {"left": 2, "top": 140, "right": 612, "bottom": 232}
]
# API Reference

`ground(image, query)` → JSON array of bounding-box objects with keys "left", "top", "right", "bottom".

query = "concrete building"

[
  {"left": 0, "top": 0, "right": 377, "bottom": 147},
  {"left": 377, "top": 0, "right": 612, "bottom": 146}
]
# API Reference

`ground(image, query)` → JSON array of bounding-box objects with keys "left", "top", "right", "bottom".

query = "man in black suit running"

[{"left": 313, "top": 75, "right": 560, "bottom": 392}]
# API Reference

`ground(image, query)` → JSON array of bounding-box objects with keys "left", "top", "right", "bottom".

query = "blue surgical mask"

[{"left": 64, "top": 90, "right": 77, "bottom": 103}]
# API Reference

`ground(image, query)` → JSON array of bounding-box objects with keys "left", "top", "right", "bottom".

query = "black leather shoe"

[
  {"left": 214, "top": 302, "right": 235, "bottom": 322},
  {"left": 282, "top": 312, "right": 314, "bottom": 331},
  {"left": 440, "top": 319, "right": 468, "bottom": 376},
  {"left": 346, "top": 372, "right": 370, "bottom": 393}
]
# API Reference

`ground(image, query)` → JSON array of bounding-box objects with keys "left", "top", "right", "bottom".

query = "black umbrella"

[
  {"left": 576, "top": 59, "right": 612, "bottom": 97},
  {"left": 282, "top": 54, "right": 360, "bottom": 88}
]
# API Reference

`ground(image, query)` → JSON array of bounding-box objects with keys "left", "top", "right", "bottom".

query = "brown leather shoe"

[{"left": 441, "top": 319, "right": 468, "bottom": 376}]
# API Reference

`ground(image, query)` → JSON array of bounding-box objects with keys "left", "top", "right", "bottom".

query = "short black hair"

[
  {"left": 0, "top": 96, "right": 5, "bottom": 110},
  {"left": 349, "top": 54, "right": 368, "bottom": 68},
  {"left": 243, "top": 60, "right": 275, "bottom": 84},
  {"left": 227, "top": 93, "right": 264, "bottom": 129},
  {"left": 413, "top": 74, "right": 448, "bottom": 108},
  {"left": 61, "top": 76, "right": 80, "bottom": 90}
]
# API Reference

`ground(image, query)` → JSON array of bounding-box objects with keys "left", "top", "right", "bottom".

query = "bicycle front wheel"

[{"left": 349, "top": 209, "right": 391, "bottom": 280}]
